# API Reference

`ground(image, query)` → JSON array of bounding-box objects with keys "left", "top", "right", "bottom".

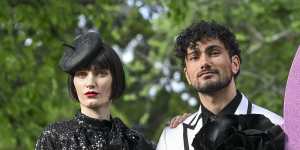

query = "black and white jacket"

[{"left": 156, "top": 93, "right": 283, "bottom": 150}]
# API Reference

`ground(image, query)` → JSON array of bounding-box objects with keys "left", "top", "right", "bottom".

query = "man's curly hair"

[{"left": 174, "top": 20, "right": 241, "bottom": 77}]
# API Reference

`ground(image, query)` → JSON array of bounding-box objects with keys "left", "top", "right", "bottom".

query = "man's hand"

[{"left": 169, "top": 113, "right": 191, "bottom": 128}]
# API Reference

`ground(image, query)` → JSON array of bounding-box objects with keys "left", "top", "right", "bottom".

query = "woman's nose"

[{"left": 85, "top": 73, "right": 96, "bottom": 89}]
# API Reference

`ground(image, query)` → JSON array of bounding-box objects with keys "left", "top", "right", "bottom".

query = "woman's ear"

[{"left": 231, "top": 55, "right": 240, "bottom": 75}]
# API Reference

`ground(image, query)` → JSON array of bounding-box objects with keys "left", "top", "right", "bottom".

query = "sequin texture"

[{"left": 36, "top": 112, "right": 155, "bottom": 150}]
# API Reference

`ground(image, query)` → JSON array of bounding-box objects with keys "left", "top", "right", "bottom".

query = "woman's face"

[{"left": 73, "top": 68, "right": 112, "bottom": 109}]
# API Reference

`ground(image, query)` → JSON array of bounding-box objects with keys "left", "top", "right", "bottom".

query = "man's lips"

[
  {"left": 197, "top": 70, "right": 217, "bottom": 77},
  {"left": 84, "top": 91, "right": 99, "bottom": 97}
]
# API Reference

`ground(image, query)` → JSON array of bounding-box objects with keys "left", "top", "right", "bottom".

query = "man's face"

[{"left": 184, "top": 38, "right": 240, "bottom": 94}]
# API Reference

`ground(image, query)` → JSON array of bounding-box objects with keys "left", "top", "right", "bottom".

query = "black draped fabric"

[
  {"left": 36, "top": 112, "right": 155, "bottom": 150},
  {"left": 192, "top": 114, "right": 284, "bottom": 150}
]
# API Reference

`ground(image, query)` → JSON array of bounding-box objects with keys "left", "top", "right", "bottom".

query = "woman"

[{"left": 36, "top": 31, "right": 154, "bottom": 150}]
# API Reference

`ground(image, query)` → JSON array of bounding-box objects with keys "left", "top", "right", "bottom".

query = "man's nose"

[{"left": 200, "top": 55, "right": 211, "bottom": 70}]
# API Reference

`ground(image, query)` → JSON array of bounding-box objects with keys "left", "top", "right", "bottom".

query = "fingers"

[
  {"left": 169, "top": 113, "right": 192, "bottom": 128},
  {"left": 170, "top": 116, "right": 180, "bottom": 128}
]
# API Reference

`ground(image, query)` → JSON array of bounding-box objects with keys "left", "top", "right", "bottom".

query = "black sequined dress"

[{"left": 36, "top": 112, "right": 154, "bottom": 150}]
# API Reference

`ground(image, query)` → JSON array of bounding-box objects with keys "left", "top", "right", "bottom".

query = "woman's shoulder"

[
  {"left": 36, "top": 119, "right": 77, "bottom": 149},
  {"left": 40, "top": 119, "right": 78, "bottom": 137}
]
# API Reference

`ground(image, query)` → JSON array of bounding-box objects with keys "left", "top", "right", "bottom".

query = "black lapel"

[
  {"left": 182, "top": 113, "right": 202, "bottom": 150},
  {"left": 247, "top": 100, "right": 252, "bottom": 114}
]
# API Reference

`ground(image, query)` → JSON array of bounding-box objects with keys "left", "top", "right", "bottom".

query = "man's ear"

[
  {"left": 231, "top": 55, "right": 240, "bottom": 75},
  {"left": 184, "top": 67, "right": 192, "bottom": 85}
]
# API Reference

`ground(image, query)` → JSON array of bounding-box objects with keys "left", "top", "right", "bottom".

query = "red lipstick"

[{"left": 84, "top": 91, "right": 98, "bottom": 97}]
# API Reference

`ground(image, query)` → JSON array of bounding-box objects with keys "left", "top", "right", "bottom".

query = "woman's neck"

[{"left": 80, "top": 103, "right": 111, "bottom": 120}]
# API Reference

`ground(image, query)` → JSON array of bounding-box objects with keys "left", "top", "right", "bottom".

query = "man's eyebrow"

[
  {"left": 205, "top": 45, "right": 222, "bottom": 51},
  {"left": 186, "top": 45, "right": 222, "bottom": 55},
  {"left": 186, "top": 50, "right": 199, "bottom": 56}
]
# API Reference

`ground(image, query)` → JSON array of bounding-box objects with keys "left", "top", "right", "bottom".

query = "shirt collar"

[{"left": 200, "top": 90, "right": 242, "bottom": 124}]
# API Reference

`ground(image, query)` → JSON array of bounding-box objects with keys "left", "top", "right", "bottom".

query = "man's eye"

[
  {"left": 211, "top": 52, "right": 219, "bottom": 55},
  {"left": 209, "top": 50, "right": 220, "bottom": 56},
  {"left": 188, "top": 55, "right": 199, "bottom": 61}
]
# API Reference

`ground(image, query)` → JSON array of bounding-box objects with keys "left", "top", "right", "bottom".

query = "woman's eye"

[
  {"left": 75, "top": 71, "right": 87, "bottom": 78},
  {"left": 96, "top": 70, "right": 109, "bottom": 77}
]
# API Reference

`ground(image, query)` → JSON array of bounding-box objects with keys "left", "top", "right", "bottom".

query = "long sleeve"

[{"left": 35, "top": 130, "right": 56, "bottom": 150}]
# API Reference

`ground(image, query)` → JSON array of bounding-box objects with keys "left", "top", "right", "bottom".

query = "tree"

[{"left": 1, "top": 0, "right": 299, "bottom": 149}]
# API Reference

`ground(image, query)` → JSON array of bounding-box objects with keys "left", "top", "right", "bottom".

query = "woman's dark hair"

[
  {"left": 175, "top": 20, "right": 241, "bottom": 78},
  {"left": 67, "top": 44, "right": 125, "bottom": 101}
]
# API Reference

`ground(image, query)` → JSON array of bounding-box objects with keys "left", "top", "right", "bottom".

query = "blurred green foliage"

[{"left": 1, "top": 0, "right": 299, "bottom": 149}]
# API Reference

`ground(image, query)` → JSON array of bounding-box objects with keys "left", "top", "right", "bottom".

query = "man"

[{"left": 156, "top": 21, "right": 283, "bottom": 150}]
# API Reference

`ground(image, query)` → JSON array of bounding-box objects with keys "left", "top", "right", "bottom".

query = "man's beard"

[{"left": 192, "top": 73, "right": 232, "bottom": 94}]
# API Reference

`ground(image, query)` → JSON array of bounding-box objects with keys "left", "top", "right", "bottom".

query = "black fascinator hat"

[{"left": 59, "top": 31, "right": 104, "bottom": 74}]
